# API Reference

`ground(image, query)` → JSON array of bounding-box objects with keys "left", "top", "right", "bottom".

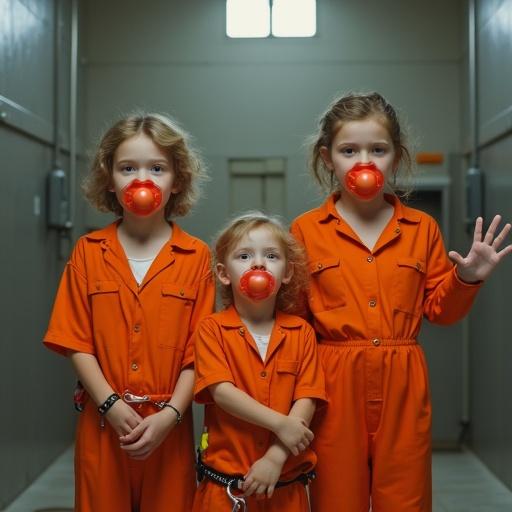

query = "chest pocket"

[
  {"left": 159, "top": 283, "right": 198, "bottom": 349},
  {"left": 393, "top": 257, "right": 426, "bottom": 314},
  {"left": 309, "top": 258, "right": 346, "bottom": 313},
  {"left": 276, "top": 360, "right": 300, "bottom": 374},
  {"left": 275, "top": 360, "right": 300, "bottom": 408},
  {"left": 88, "top": 280, "right": 120, "bottom": 295},
  {"left": 87, "top": 281, "right": 121, "bottom": 335}
]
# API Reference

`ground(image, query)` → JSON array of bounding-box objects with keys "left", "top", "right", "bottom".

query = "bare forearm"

[
  {"left": 264, "top": 398, "right": 316, "bottom": 464},
  {"left": 211, "top": 382, "right": 285, "bottom": 432},
  {"left": 69, "top": 351, "right": 114, "bottom": 406},
  {"left": 167, "top": 368, "right": 194, "bottom": 414},
  {"left": 289, "top": 398, "right": 316, "bottom": 426},
  {"left": 264, "top": 441, "right": 289, "bottom": 466}
]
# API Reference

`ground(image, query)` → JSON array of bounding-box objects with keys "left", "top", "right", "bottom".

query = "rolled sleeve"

[
  {"left": 194, "top": 318, "right": 235, "bottom": 404},
  {"left": 182, "top": 247, "right": 216, "bottom": 369},
  {"left": 43, "top": 242, "right": 94, "bottom": 356},
  {"left": 423, "top": 222, "right": 482, "bottom": 325}
]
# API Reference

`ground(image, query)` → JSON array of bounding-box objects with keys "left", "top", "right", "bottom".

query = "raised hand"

[{"left": 449, "top": 215, "right": 512, "bottom": 283}]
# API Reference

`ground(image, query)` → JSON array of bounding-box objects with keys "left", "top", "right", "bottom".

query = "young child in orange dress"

[
  {"left": 193, "top": 212, "right": 326, "bottom": 511},
  {"left": 291, "top": 92, "right": 512, "bottom": 512},
  {"left": 44, "top": 113, "right": 215, "bottom": 511}
]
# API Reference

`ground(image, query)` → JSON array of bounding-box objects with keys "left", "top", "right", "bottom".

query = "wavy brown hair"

[
  {"left": 214, "top": 212, "right": 308, "bottom": 315},
  {"left": 310, "top": 91, "right": 413, "bottom": 195},
  {"left": 83, "top": 112, "right": 207, "bottom": 217}
]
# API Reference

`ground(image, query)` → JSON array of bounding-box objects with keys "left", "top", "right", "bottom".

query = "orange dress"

[
  {"left": 44, "top": 221, "right": 215, "bottom": 512},
  {"left": 192, "top": 305, "right": 327, "bottom": 511},
  {"left": 291, "top": 194, "right": 481, "bottom": 512}
]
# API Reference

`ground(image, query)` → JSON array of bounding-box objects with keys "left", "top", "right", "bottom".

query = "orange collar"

[
  {"left": 317, "top": 193, "right": 421, "bottom": 224},
  {"left": 85, "top": 220, "right": 198, "bottom": 252},
  {"left": 218, "top": 305, "right": 302, "bottom": 330}
]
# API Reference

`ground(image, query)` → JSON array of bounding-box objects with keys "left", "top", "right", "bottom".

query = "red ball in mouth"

[
  {"left": 132, "top": 187, "right": 155, "bottom": 211},
  {"left": 354, "top": 171, "right": 377, "bottom": 194},
  {"left": 247, "top": 274, "right": 269, "bottom": 293},
  {"left": 345, "top": 162, "right": 384, "bottom": 200},
  {"left": 239, "top": 269, "right": 276, "bottom": 301},
  {"left": 122, "top": 180, "right": 162, "bottom": 216}
]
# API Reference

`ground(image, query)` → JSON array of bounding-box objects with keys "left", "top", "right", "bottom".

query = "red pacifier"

[
  {"left": 344, "top": 162, "right": 384, "bottom": 200},
  {"left": 239, "top": 269, "right": 276, "bottom": 301},
  {"left": 122, "top": 180, "right": 162, "bottom": 216}
]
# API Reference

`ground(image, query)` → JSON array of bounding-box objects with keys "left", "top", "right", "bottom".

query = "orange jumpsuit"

[
  {"left": 291, "top": 194, "right": 481, "bottom": 512},
  {"left": 193, "top": 305, "right": 327, "bottom": 511},
  {"left": 44, "top": 221, "right": 215, "bottom": 512}
]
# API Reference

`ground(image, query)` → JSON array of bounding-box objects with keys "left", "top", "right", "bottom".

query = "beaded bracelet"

[
  {"left": 98, "top": 393, "right": 120, "bottom": 415},
  {"left": 157, "top": 402, "right": 182, "bottom": 424}
]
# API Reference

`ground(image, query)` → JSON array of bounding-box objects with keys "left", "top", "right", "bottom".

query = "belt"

[{"left": 196, "top": 451, "right": 315, "bottom": 490}]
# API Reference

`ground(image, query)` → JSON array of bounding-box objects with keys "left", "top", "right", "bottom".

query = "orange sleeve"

[
  {"left": 423, "top": 219, "right": 482, "bottom": 325},
  {"left": 43, "top": 239, "right": 95, "bottom": 356},
  {"left": 293, "top": 324, "right": 327, "bottom": 404},
  {"left": 181, "top": 246, "right": 216, "bottom": 369},
  {"left": 193, "top": 318, "right": 235, "bottom": 404},
  {"left": 290, "top": 222, "right": 313, "bottom": 321}
]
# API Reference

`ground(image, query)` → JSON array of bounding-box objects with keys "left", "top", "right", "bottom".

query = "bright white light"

[
  {"left": 272, "top": 0, "right": 316, "bottom": 37},
  {"left": 226, "top": 0, "right": 271, "bottom": 38}
]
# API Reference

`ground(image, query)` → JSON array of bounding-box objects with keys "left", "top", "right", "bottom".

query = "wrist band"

[
  {"left": 158, "top": 402, "right": 182, "bottom": 424},
  {"left": 98, "top": 393, "right": 120, "bottom": 415}
]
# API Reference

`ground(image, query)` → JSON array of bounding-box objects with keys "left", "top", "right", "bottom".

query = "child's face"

[
  {"left": 217, "top": 225, "right": 292, "bottom": 304},
  {"left": 111, "top": 133, "right": 179, "bottom": 217},
  {"left": 320, "top": 117, "right": 397, "bottom": 197}
]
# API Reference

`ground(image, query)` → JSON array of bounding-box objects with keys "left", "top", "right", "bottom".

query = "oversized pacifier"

[
  {"left": 344, "top": 162, "right": 384, "bottom": 200},
  {"left": 122, "top": 179, "right": 162, "bottom": 216},
  {"left": 239, "top": 269, "right": 276, "bottom": 301}
]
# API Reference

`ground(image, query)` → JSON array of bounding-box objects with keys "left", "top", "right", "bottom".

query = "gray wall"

[
  {"left": 0, "top": 0, "right": 81, "bottom": 508},
  {"left": 464, "top": 0, "right": 512, "bottom": 490},
  {"left": 82, "top": 0, "right": 464, "bottom": 238}
]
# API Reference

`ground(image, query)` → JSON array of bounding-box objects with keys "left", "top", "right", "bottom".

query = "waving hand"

[{"left": 449, "top": 216, "right": 512, "bottom": 283}]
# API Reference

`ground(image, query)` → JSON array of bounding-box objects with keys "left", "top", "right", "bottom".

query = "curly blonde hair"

[
  {"left": 310, "top": 91, "right": 413, "bottom": 195},
  {"left": 82, "top": 112, "right": 207, "bottom": 217},
  {"left": 214, "top": 212, "right": 308, "bottom": 315}
]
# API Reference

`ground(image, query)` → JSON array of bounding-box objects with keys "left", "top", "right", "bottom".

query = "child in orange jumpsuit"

[
  {"left": 44, "top": 113, "right": 215, "bottom": 512},
  {"left": 193, "top": 212, "right": 327, "bottom": 511},
  {"left": 291, "top": 92, "right": 512, "bottom": 512}
]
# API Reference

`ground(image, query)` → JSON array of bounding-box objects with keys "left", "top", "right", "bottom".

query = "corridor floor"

[{"left": 3, "top": 447, "right": 512, "bottom": 511}]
